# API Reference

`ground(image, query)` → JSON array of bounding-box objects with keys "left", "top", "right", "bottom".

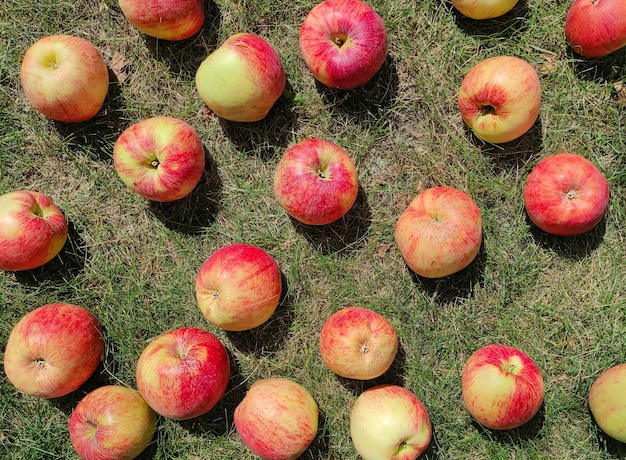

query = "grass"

[{"left": 1, "top": 0, "right": 626, "bottom": 458}]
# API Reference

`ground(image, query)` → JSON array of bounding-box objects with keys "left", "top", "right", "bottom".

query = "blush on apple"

[
  {"left": 565, "top": 0, "right": 626, "bottom": 58},
  {"left": 588, "top": 363, "right": 626, "bottom": 443},
  {"left": 118, "top": 0, "right": 205, "bottom": 40}
]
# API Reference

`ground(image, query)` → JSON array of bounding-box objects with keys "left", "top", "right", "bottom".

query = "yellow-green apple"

[
  {"left": 20, "top": 35, "right": 109, "bottom": 123},
  {"left": 462, "top": 344, "right": 544, "bottom": 430},
  {"left": 0, "top": 190, "right": 68, "bottom": 271},
  {"left": 565, "top": 0, "right": 626, "bottom": 58},
  {"left": 195, "top": 243, "right": 282, "bottom": 331},
  {"left": 458, "top": 55, "right": 541, "bottom": 144},
  {"left": 68, "top": 385, "right": 157, "bottom": 460},
  {"left": 394, "top": 186, "right": 482, "bottom": 278},
  {"left": 299, "top": 0, "right": 388, "bottom": 90},
  {"left": 319, "top": 306, "right": 398, "bottom": 380},
  {"left": 350, "top": 384, "right": 432, "bottom": 460},
  {"left": 135, "top": 327, "right": 230, "bottom": 420},
  {"left": 3, "top": 303, "right": 104, "bottom": 398},
  {"left": 118, "top": 0, "right": 205, "bottom": 41},
  {"left": 588, "top": 363, "right": 626, "bottom": 443},
  {"left": 113, "top": 116, "right": 205, "bottom": 202},
  {"left": 273, "top": 138, "right": 359, "bottom": 225},
  {"left": 195, "top": 33, "right": 285, "bottom": 122},
  {"left": 523, "top": 152, "right": 610, "bottom": 236},
  {"left": 451, "top": 0, "right": 519, "bottom": 20},
  {"left": 234, "top": 378, "right": 319, "bottom": 460}
]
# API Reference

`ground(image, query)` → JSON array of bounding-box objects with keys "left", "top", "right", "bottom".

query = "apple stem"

[
  {"left": 361, "top": 344, "right": 369, "bottom": 354},
  {"left": 504, "top": 363, "right": 517, "bottom": 373},
  {"left": 34, "top": 358, "right": 46, "bottom": 369},
  {"left": 316, "top": 169, "right": 326, "bottom": 179}
]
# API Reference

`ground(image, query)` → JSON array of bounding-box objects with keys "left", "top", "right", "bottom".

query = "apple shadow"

[
  {"left": 473, "top": 401, "right": 545, "bottom": 446},
  {"left": 451, "top": 0, "right": 530, "bottom": 39},
  {"left": 569, "top": 47, "right": 626, "bottom": 84}
]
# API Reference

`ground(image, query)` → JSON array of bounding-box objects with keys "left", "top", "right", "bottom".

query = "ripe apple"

[
  {"left": 565, "top": 0, "right": 626, "bottom": 58},
  {"left": 135, "top": 327, "right": 230, "bottom": 420},
  {"left": 451, "top": 0, "right": 519, "bottom": 20},
  {"left": 69, "top": 385, "right": 157, "bottom": 460},
  {"left": 299, "top": 0, "right": 388, "bottom": 90},
  {"left": 458, "top": 55, "right": 541, "bottom": 144},
  {"left": 462, "top": 344, "right": 544, "bottom": 430},
  {"left": 3, "top": 303, "right": 104, "bottom": 398},
  {"left": 195, "top": 243, "right": 282, "bottom": 331},
  {"left": 0, "top": 190, "right": 68, "bottom": 271},
  {"left": 350, "top": 384, "right": 432, "bottom": 460},
  {"left": 118, "top": 0, "right": 205, "bottom": 41},
  {"left": 234, "top": 378, "right": 319, "bottom": 460},
  {"left": 113, "top": 116, "right": 205, "bottom": 202},
  {"left": 273, "top": 138, "right": 359, "bottom": 225},
  {"left": 523, "top": 152, "right": 610, "bottom": 236},
  {"left": 588, "top": 363, "right": 626, "bottom": 443},
  {"left": 20, "top": 35, "right": 109, "bottom": 123},
  {"left": 394, "top": 186, "right": 482, "bottom": 278},
  {"left": 319, "top": 306, "right": 398, "bottom": 380},
  {"left": 195, "top": 33, "right": 285, "bottom": 122}
]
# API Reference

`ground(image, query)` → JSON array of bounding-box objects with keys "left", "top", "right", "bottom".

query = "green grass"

[{"left": 2, "top": 0, "right": 626, "bottom": 458}]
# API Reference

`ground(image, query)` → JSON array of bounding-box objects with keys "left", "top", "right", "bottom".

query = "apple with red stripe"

[
  {"left": 565, "top": 0, "right": 626, "bottom": 58},
  {"left": 118, "top": 0, "right": 205, "bottom": 41},
  {"left": 588, "top": 363, "right": 626, "bottom": 443}
]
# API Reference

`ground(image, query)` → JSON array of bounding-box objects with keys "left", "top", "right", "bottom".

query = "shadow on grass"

[
  {"left": 451, "top": 0, "right": 530, "bottom": 39},
  {"left": 570, "top": 48, "right": 626, "bottom": 84},
  {"left": 528, "top": 215, "right": 606, "bottom": 259},
  {"left": 473, "top": 402, "right": 545, "bottom": 445},
  {"left": 591, "top": 407, "right": 626, "bottom": 458}
]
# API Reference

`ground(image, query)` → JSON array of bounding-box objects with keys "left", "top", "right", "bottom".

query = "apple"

[
  {"left": 319, "top": 306, "right": 398, "bottom": 380},
  {"left": 195, "top": 33, "right": 285, "bottom": 122},
  {"left": 565, "top": 0, "right": 626, "bottom": 58},
  {"left": 20, "top": 35, "right": 109, "bottom": 123},
  {"left": 135, "top": 327, "right": 230, "bottom": 420},
  {"left": 350, "top": 384, "right": 432, "bottom": 460},
  {"left": 0, "top": 190, "right": 68, "bottom": 271},
  {"left": 195, "top": 243, "right": 282, "bottom": 331},
  {"left": 451, "top": 0, "right": 519, "bottom": 20},
  {"left": 69, "top": 385, "right": 157, "bottom": 460},
  {"left": 588, "top": 363, "right": 626, "bottom": 443},
  {"left": 523, "top": 152, "right": 610, "bottom": 236},
  {"left": 118, "top": 0, "right": 205, "bottom": 41},
  {"left": 113, "top": 116, "right": 205, "bottom": 202},
  {"left": 394, "top": 186, "right": 482, "bottom": 278},
  {"left": 273, "top": 138, "right": 359, "bottom": 225},
  {"left": 3, "top": 303, "right": 104, "bottom": 398},
  {"left": 299, "top": 0, "right": 388, "bottom": 90},
  {"left": 462, "top": 344, "right": 544, "bottom": 430},
  {"left": 458, "top": 55, "right": 541, "bottom": 144},
  {"left": 234, "top": 378, "right": 319, "bottom": 460}
]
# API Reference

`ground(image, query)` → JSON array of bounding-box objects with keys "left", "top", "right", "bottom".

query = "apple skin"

[
  {"left": 350, "top": 384, "right": 432, "bottom": 460},
  {"left": 319, "top": 306, "right": 398, "bottom": 380},
  {"left": 195, "top": 33, "right": 285, "bottom": 122},
  {"left": 68, "top": 385, "right": 157, "bottom": 460},
  {"left": 234, "top": 378, "right": 319, "bottom": 460},
  {"left": 523, "top": 152, "right": 609, "bottom": 236},
  {"left": 462, "top": 344, "right": 544, "bottom": 430},
  {"left": 118, "top": 0, "right": 205, "bottom": 41},
  {"left": 394, "top": 186, "right": 482, "bottom": 279},
  {"left": 0, "top": 190, "right": 68, "bottom": 271},
  {"left": 195, "top": 243, "right": 282, "bottom": 331},
  {"left": 565, "top": 0, "right": 626, "bottom": 58},
  {"left": 113, "top": 116, "right": 205, "bottom": 202},
  {"left": 588, "top": 363, "right": 626, "bottom": 443},
  {"left": 451, "top": 0, "right": 519, "bottom": 20},
  {"left": 3, "top": 303, "right": 104, "bottom": 398},
  {"left": 299, "top": 0, "right": 388, "bottom": 90},
  {"left": 458, "top": 55, "right": 541, "bottom": 144},
  {"left": 273, "top": 138, "right": 359, "bottom": 225},
  {"left": 135, "top": 327, "right": 230, "bottom": 421}
]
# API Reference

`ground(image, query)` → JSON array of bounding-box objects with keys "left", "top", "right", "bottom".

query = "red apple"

[
  {"left": 113, "top": 116, "right": 205, "bottom": 202},
  {"left": 273, "top": 138, "right": 359, "bottom": 225},
  {"left": 319, "top": 306, "right": 398, "bottom": 380},
  {"left": 118, "top": 0, "right": 205, "bottom": 41},
  {"left": 458, "top": 55, "right": 541, "bottom": 144},
  {"left": 523, "top": 152, "right": 610, "bottom": 236},
  {"left": 299, "top": 0, "right": 388, "bottom": 90},
  {"left": 588, "top": 363, "right": 626, "bottom": 443},
  {"left": 394, "top": 186, "right": 482, "bottom": 278},
  {"left": 565, "top": 0, "right": 626, "bottom": 58},
  {"left": 0, "top": 190, "right": 68, "bottom": 271},
  {"left": 350, "top": 384, "right": 432, "bottom": 460},
  {"left": 135, "top": 327, "right": 230, "bottom": 420},
  {"left": 195, "top": 33, "right": 285, "bottom": 122},
  {"left": 234, "top": 378, "right": 319, "bottom": 460},
  {"left": 452, "top": 0, "right": 519, "bottom": 19},
  {"left": 462, "top": 344, "right": 544, "bottom": 430},
  {"left": 69, "top": 385, "right": 157, "bottom": 460},
  {"left": 20, "top": 35, "right": 109, "bottom": 123},
  {"left": 3, "top": 303, "right": 104, "bottom": 398}
]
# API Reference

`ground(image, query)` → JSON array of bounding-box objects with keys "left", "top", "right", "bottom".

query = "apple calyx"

[
  {"left": 34, "top": 358, "right": 46, "bottom": 368},
  {"left": 565, "top": 190, "right": 576, "bottom": 200},
  {"left": 480, "top": 104, "right": 496, "bottom": 116},
  {"left": 396, "top": 440, "right": 409, "bottom": 455},
  {"left": 360, "top": 343, "right": 369, "bottom": 354},
  {"left": 332, "top": 33, "right": 349, "bottom": 48},
  {"left": 150, "top": 158, "right": 160, "bottom": 168}
]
